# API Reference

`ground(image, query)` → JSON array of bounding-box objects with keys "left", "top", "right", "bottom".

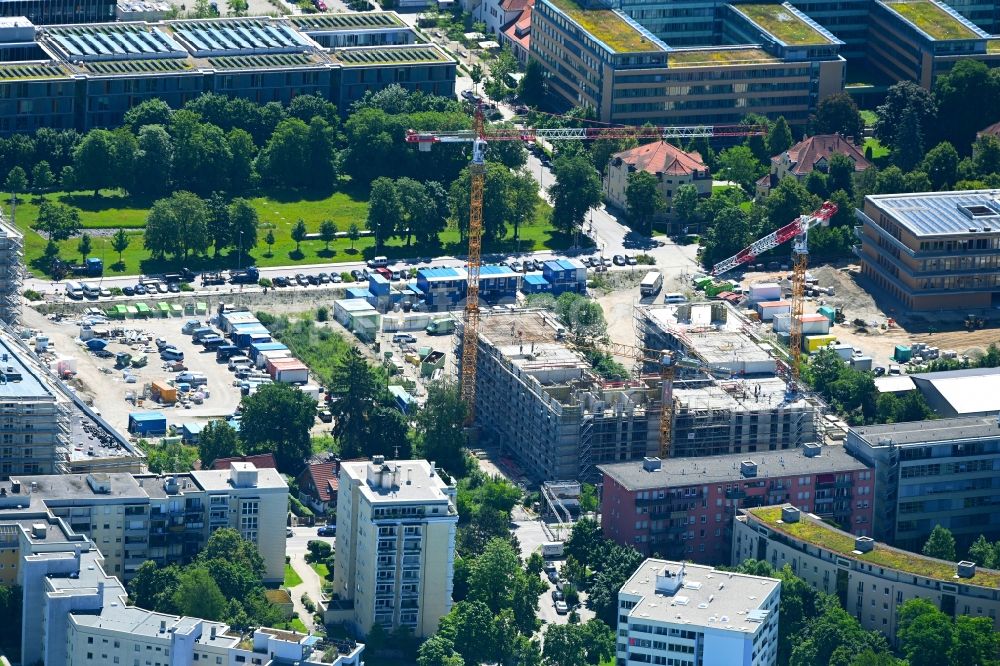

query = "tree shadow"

[
  {"left": 110, "top": 261, "right": 127, "bottom": 273},
  {"left": 261, "top": 185, "right": 339, "bottom": 204},
  {"left": 288, "top": 249, "right": 305, "bottom": 261},
  {"left": 57, "top": 192, "right": 142, "bottom": 212},
  {"left": 344, "top": 248, "right": 359, "bottom": 256},
  {"left": 317, "top": 248, "right": 337, "bottom": 259}
]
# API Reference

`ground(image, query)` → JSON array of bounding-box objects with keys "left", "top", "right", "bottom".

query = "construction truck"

[
  {"left": 229, "top": 267, "right": 260, "bottom": 284},
  {"left": 426, "top": 318, "right": 455, "bottom": 335}
]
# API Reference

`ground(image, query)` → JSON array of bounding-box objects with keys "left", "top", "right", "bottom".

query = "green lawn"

[
  {"left": 864, "top": 137, "right": 890, "bottom": 160},
  {"left": 284, "top": 563, "right": 303, "bottom": 588},
  {"left": 859, "top": 109, "right": 877, "bottom": 127},
  {"left": 9, "top": 189, "right": 561, "bottom": 279},
  {"left": 311, "top": 562, "right": 331, "bottom": 579},
  {"left": 275, "top": 617, "right": 309, "bottom": 633}
]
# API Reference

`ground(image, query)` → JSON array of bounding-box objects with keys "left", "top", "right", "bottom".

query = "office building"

[
  {"left": 0, "top": 15, "right": 454, "bottom": 134},
  {"left": 854, "top": 189, "right": 1000, "bottom": 311},
  {"left": 0, "top": 0, "right": 113, "bottom": 24},
  {"left": 599, "top": 445, "right": 873, "bottom": 562},
  {"left": 5, "top": 519, "right": 363, "bottom": 666},
  {"left": 0, "top": 462, "right": 288, "bottom": 582},
  {"left": 468, "top": 311, "right": 661, "bottom": 481},
  {"left": 756, "top": 134, "right": 871, "bottom": 197},
  {"left": 616, "top": 558, "right": 781, "bottom": 666},
  {"left": 734, "top": 505, "right": 1000, "bottom": 643},
  {"left": 844, "top": 415, "right": 1000, "bottom": 553},
  {"left": 604, "top": 141, "right": 711, "bottom": 233},
  {"left": 530, "top": 0, "right": 845, "bottom": 126},
  {"left": 868, "top": 0, "right": 999, "bottom": 89},
  {"left": 640, "top": 303, "right": 818, "bottom": 458},
  {"left": 329, "top": 457, "right": 458, "bottom": 639}
]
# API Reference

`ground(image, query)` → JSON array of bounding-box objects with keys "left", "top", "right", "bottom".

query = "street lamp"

[{"left": 238, "top": 230, "right": 244, "bottom": 271}]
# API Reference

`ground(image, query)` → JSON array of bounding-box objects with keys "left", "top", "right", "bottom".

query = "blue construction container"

[
  {"left": 235, "top": 330, "right": 271, "bottom": 348},
  {"left": 416, "top": 267, "right": 467, "bottom": 310},
  {"left": 521, "top": 274, "right": 551, "bottom": 294},
  {"left": 249, "top": 341, "right": 289, "bottom": 361},
  {"left": 543, "top": 259, "right": 587, "bottom": 295},
  {"left": 346, "top": 287, "right": 371, "bottom": 300},
  {"left": 368, "top": 273, "right": 390, "bottom": 295},
  {"left": 478, "top": 265, "right": 521, "bottom": 304},
  {"left": 128, "top": 411, "right": 167, "bottom": 436}
]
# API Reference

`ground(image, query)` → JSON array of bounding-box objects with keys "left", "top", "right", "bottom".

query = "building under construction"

[
  {"left": 469, "top": 311, "right": 661, "bottom": 482},
  {"left": 0, "top": 210, "right": 23, "bottom": 326},
  {"left": 640, "top": 302, "right": 818, "bottom": 457}
]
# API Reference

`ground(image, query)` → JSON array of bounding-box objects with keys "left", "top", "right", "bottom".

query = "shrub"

[
  {"left": 22, "top": 289, "right": 42, "bottom": 301},
  {"left": 636, "top": 254, "right": 656, "bottom": 265},
  {"left": 258, "top": 278, "right": 273, "bottom": 288},
  {"left": 316, "top": 306, "right": 329, "bottom": 322},
  {"left": 109, "top": 287, "right": 123, "bottom": 296},
  {"left": 179, "top": 283, "right": 194, "bottom": 292},
  {"left": 339, "top": 272, "right": 353, "bottom": 283},
  {"left": 289, "top": 495, "right": 314, "bottom": 518}
]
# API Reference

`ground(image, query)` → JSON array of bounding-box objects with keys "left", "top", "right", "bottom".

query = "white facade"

[
  {"left": 330, "top": 458, "right": 457, "bottom": 638},
  {"left": 617, "top": 559, "right": 780, "bottom": 666}
]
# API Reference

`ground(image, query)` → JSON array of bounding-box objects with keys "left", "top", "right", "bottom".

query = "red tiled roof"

[
  {"left": 773, "top": 134, "right": 871, "bottom": 176},
  {"left": 212, "top": 453, "right": 277, "bottom": 470},
  {"left": 301, "top": 461, "right": 339, "bottom": 503},
  {"left": 978, "top": 121, "right": 1000, "bottom": 138},
  {"left": 500, "top": 0, "right": 531, "bottom": 12},
  {"left": 613, "top": 141, "right": 708, "bottom": 177}
]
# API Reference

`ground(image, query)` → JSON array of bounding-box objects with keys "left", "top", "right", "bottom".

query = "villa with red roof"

[
  {"left": 297, "top": 459, "right": 341, "bottom": 515},
  {"left": 501, "top": 0, "right": 532, "bottom": 63},
  {"left": 757, "top": 133, "right": 871, "bottom": 197},
  {"left": 604, "top": 141, "right": 711, "bottom": 232}
]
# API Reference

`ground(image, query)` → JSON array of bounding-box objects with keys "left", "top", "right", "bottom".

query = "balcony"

[{"left": 725, "top": 488, "right": 747, "bottom": 500}]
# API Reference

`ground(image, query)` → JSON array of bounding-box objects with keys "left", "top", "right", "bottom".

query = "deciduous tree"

[
  {"left": 415, "top": 382, "right": 469, "bottom": 478},
  {"left": 767, "top": 116, "right": 794, "bottom": 156},
  {"left": 31, "top": 161, "right": 55, "bottom": 193},
  {"left": 549, "top": 153, "right": 602, "bottom": 235},
  {"left": 625, "top": 170, "right": 665, "bottom": 235},
  {"left": 73, "top": 129, "right": 116, "bottom": 195},
  {"left": 814, "top": 93, "right": 864, "bottom": 141},
  {"left": 922, "top": 525, "right": 956, "bottom": 561},
  {"left": 922, "top": 141, "right": 960, "bottom": 190},
  {"left": 874, "top": 81, "right": 937, "bottom": 149},
  {"left": 229, "top": 198, "right": 259, "bottom": 255},
  {"left": 290, "top": 219, "right": 307, "bottom": 253},
  {"left": 111, "top": 228, "right": 130, "bottom": 265},
  {"left": 368, "top": 177, "right": 402, "bottom": 251},
  {"left": 239, "top": 382, "right": 316, "bottom": 473},
  {"left": 133, "top": 125, "right": 173, "bottom": 199},
  {"left": 76, "top": 233, "right": 92, "bottom": 261},
  {"left": 717, "top": 145, "right": 765, "bottom": 194},
  {"left": 518, "top": 58, "right": 545, "bottom": 107},
  {"left": 144, "top": 191, "right": 209, "bottom": 259},
  {"left": 4, "top": 166, "right": 27, "bottom": 201},
  {"left": 34, "top": 201, "right": 81, "bottom": 242},
  {"left": 196, "top": 420, "right": 242, "bottom": 469}
]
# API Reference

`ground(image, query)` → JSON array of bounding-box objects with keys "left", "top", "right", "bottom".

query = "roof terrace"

[
  {"left": 544, "top": 0, "right": 663, "bottom": 53},
  {"left": 882, "top": 0, "right": 983, "bottom": 40},
  {"left": 288, "top": 12, "right": 404, "bottom": 31},
  {"left": 668, "top": 46, "right": 779, "bottom": 67},
  {"left": 332, "top": 44, "right": 449, "bottom": 66},
  {"left": 747, "top": 506, "right": 1000, "bottom": 588},
  {"left": 732, "top": 3, "right": 835, "bottom": 45}
]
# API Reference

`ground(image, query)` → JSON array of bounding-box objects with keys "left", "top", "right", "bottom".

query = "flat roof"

[
  {"left": 620, "top": 558, "right": 779, "bottom": 630},
  {"left": 873, "top": 375, "right": 916, "bottom": 393},
  {"left": 746, "top": 505, "right": 1000, "bottom": 588},
  {"left": 668, "top": 47, "right": 779, "bottom": 67},
  {"left": 849, "top": 414, "right": 1000, "bottom": 446},
  {"left": 881, "top": 0, "right": 986, "bottom": 40},
  {"left": 732, "top": 3, "right": 836, "bottom": 45},
  {"left": 600, "top": 444, "right": 865, "bottom": 490},
  {"left": 342, "top": 459, "right": 454, "bottom": 504},
  {"left": 674, "top": 377, "right": 803, "bottom": 411},
  {"left": 331, "top": 44, "right": 451, "bottom": 66},
  {"left": 0, "top": 336, "right": 55, "bottom": 400},
  {"left": 544, "top": 0, "right": 664, "bottom": 53},
  {"left": 288, "top": 12, "right": 404, "bottom": 31},
  {"left": 44, "top": 23, "right": 186, "bottom": 60},
  {"left": 190, "top": 466, "right": 286, "bottom": 491},
  {"left": 170, "top": 17, "right": 313, "bottom": 54},
  {"left": 866, "top": 190, "right": 1000, "bottom": 237},
  {"left": 910, "top": 367, "right": 1000, "bottom": 414},
  {"left": 5, "top": 472, "right": 145, "bottom": 503},
  {"left": 0, "top": 62, "right": 70, "bottom": 80}
]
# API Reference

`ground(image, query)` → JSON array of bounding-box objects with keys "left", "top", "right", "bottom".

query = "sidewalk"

[{"left": 287, "top": 552, "right": 326, "bottom": 632}]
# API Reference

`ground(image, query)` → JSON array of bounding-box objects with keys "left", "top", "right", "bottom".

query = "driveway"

[{"left": 285, "top": 526, "right": 335, "bottom": 631}]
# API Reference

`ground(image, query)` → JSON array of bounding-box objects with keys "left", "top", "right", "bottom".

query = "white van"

[
  {"left": 367, "top": 256, "right": 389, "bottom": 269},
  {"left": 663, "top": 292, "right": 688, "bottom": 304},
  {"left": 640, "top": 271, "right": 663, "bottom": 297},
  {"left": 82, "top": 283, "right": 101, "bottom": 299},
  {"left": 228, "top": 356, "right": 253, "bottom": 371},
  {"left": 64, "top": 281, "right": 84, "bottom": 299}
]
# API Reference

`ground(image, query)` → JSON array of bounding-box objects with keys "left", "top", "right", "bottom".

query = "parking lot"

[{"left": 25, "top": 307, "right": 246, "bottom": 437}]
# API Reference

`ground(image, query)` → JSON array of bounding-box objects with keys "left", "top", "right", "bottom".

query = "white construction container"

[
  {"left": 256, "top": 349, "right": 291, "bottom": 368},
  {"left": 772, "top": 313, "right": 831, "bottom": 335},
  {"left": 850, "top": 356, "right": 873, "bottom": 371},
  {"left": 749, "top": 282, "right": 781, "bottom": 303},
  {"left": 831, "top": 344, "right": 854, "bottom": 360},
  {"left": 273, "top": 361, "right": 309, "bottom": 384},
  {"left": 756, "top": 300, "right": 791, "bottom": 321}
]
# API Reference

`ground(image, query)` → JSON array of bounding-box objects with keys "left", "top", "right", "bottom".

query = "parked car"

[
  {"left": 331, "top": 274, "right": 343, "bottom": 283},
  {"left": 317, "top": 410, "right": 333, "bottom": 423},
  {"left": 551, "top": 590, "right": 564, "bottom": 602},
  {"left": 625, "top": 255, "right": 637, "bottom": 266},
  {"left": 318, "top": 272, "right": 331, "bottom": 284},
  {"left": 613, "top": 254, "right": 627, "bottom": 266},
  {"left": 154, "top": 282, "right": 169, "bottom": 294},
  {"left": 543, "top": 561, "right": 557, "bottom": 573},
  {"left": 554, "top": 600, "right": 568, "bottom": 614},
  {"left": 123, "top": 286, "right": 135, "bottom": 296},
  {"left": 874, "top": 366, "right": 886, "bottom": 377},
  {"left": 167, "top": 283, "right": 180, "bottom": 293},
  {"left": 133, "top": 284, "right": 147, "bottom": 295},
  {"left": 461, "top": 89, "right": 477, "bottom": 101},
  {"left": 317, "top": 525, "right": 336, "bottom": 536},
  {"left": 350, "top": 269, "right": 363, "bottom": 281},
  {"left": 286, "top": 528, "right": 294, "bottom": 538},
  {"left": 295, "top": 273, "right": 309, "bottom": 286},
  {"left": 391, "top": 270, "right": 402, "bottom": 280},
  {"left": 99, "top": 287, "right": 112, "bottom": 297},
  {"left": 160, "top": 347, "right": 184, "bottom": 361},
  {"left": 393, "top": 333, "right": 417, "bottom": 344},
  {"left": 273, "top": 276, "right": 290, "bottom": 287},
  {"left": 514, "top": 104, "right": 529, "bottom": 115},
  {"left": 547, "top": 570, "right": 559, "bottom": 583}
]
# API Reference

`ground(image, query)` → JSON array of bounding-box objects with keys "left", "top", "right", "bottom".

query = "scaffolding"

[{"left": 0, "top": 212, "right": 24, "bottom": 326}]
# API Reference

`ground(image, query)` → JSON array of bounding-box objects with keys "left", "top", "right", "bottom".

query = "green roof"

[
  {"left": 988, "top": 39, "right": 1000, "bottom": 54},
  {"left": 883, "top": 0, "right": 980, "bottom": 40},
  {"left": 669, "top": 47, "right": 779, "bottom": 67},
  {"left": 333, "top": 45, "right": 448, "bottom": 66},
  {"left": 84, "top": 59, "right": 191, "bottom": 75},
  {"left": 209, "top": 53, "right": 317, "bottom": 69},
  {"left": 289, "top": 12, "right": 403, "bottom": 30},
  {"left": 0, "top": 63, "right": 67, "bottom": 80},
  {"left": 748, "top": 506, "right": 1000, "bottom": 589},
  {"left": 733, "top": 4, "right": 832, "bottom": 45},
  {"left": 545, "top": 0, "right": 662, "bottom": 53}
]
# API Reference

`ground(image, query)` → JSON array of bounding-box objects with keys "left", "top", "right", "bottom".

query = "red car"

[{"left": 313, "top": 0, "right": 327, "bottom": 9}]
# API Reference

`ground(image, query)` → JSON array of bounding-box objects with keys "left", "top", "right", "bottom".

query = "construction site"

[{"left": 469, "top": 311, "right": 662, "bottom": 482}]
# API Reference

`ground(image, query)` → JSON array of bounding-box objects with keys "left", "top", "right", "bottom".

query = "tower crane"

[
  {"left": 709, "top": 201, "right": 839, "bottom": 387},
  {"left": 406, "top": 107, "right": 765, "bottom": 422}
]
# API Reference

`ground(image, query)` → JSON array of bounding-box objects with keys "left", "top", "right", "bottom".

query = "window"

[{"left": 88, "top": 638, "right": 94, "bottom": 645}]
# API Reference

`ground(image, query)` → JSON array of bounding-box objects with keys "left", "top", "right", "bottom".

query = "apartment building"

[
  {"left": 330, "top": 458, "right": 458, "bottom": 639},
  {"left": 0, "top": 211, "right": 22, "bottom": 326},
  {"left": 868, "top": 0, "right": 999, "bottom": 89},
  {"left": 468, "top": 311, "right": 661, "bottom": 481},
  {"left": 604, "top": 141, "right": 711, "bottom": 233},
  {"left": 8, "top": 526, "right": 363, "bottom": 666},
  {"left": 530, "top": 0, "right": 845, "bottom": 126},
  {"left": 734, "top": 505, "right": 1000, "bottom": 643},
  {"left": 844, "top": 415, "right": 1000, "bottom": 554},
  {"left": 640, "top": 303, "right": 818, "bottom": 458},
  {"left": 617, "top": 558, "right": 781, "bottom": 666},
  {"left": 854, "top": 190, "right": 1000, "bottom": 311},
  {"left": 0, "top": 462, "right": 288, "bottom": 582},
  {"left": 0, "top": 15, "right": 455, "bottom": 135},
  {"left": 599, "top": 444, "right": 874, "bottom": 562}
]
